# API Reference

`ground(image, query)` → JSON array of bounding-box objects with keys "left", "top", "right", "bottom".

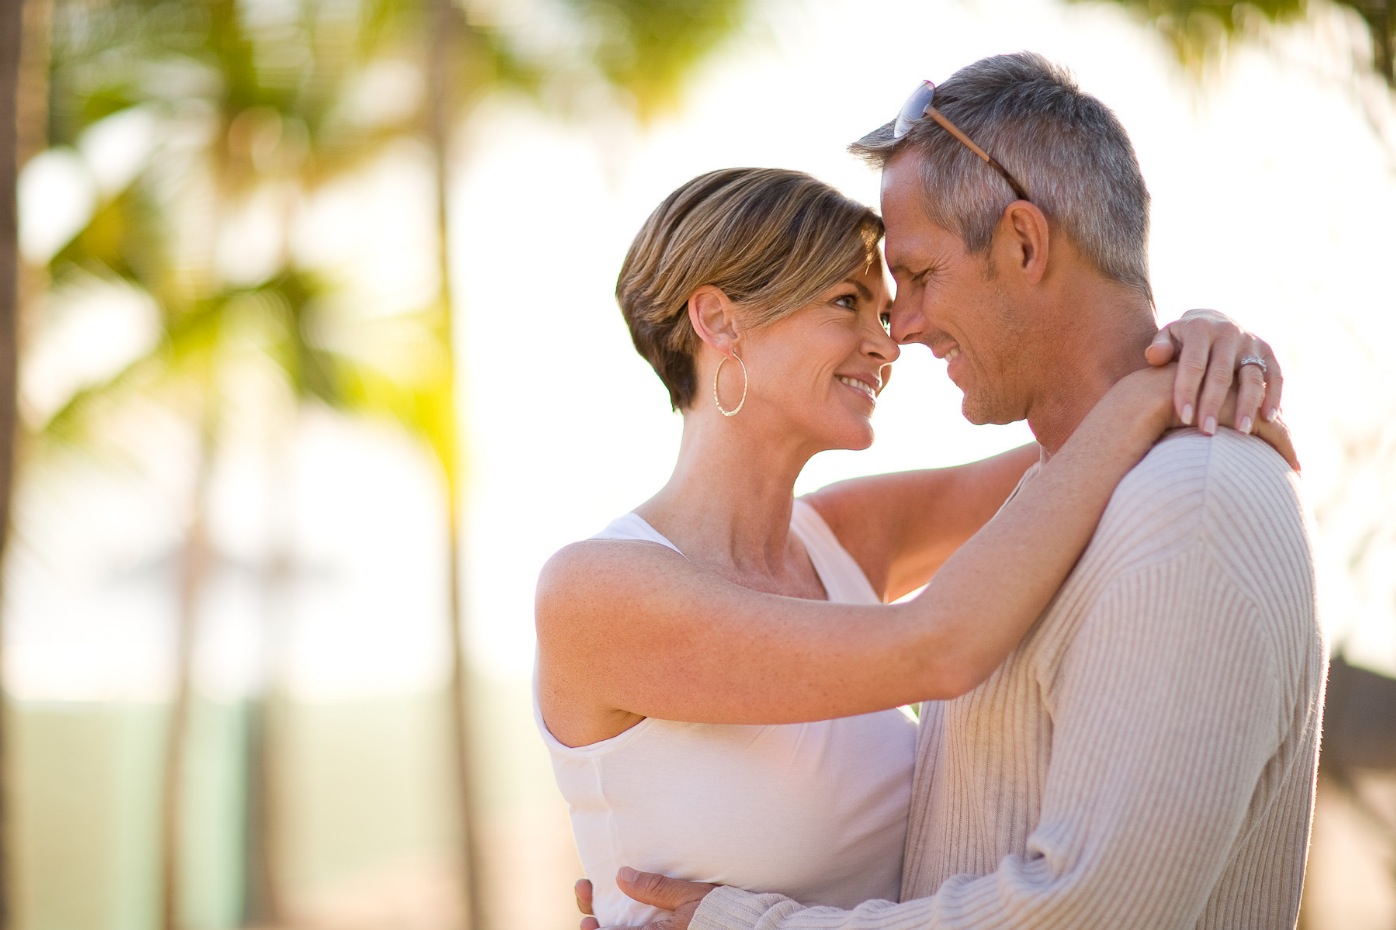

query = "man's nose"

[{"left": 887, "top": 299, "right": 926, "bottom": 346}]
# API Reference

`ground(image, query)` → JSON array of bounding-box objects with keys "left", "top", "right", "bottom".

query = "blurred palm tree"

[
  {"left": 415, "top": 0, "right": 751, "bottom": 924},
  {"left": 1076, "top": 0, "right": 1392, "bottom": 85},
  {"left": 35, "top": 1, "right": 755, "bottom": 929},
  {"left": 41, "top": 1, "right": 428, "bottom": 927},
  {"left": 1076, "top": 0, "right": 1396, "bottom": 160}
]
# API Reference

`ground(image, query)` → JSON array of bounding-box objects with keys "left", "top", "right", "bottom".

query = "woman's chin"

[
  {"left": 800, "top": 421, "right": 875, "bottom": 455},
  {"left": 837, "top": 427, "right": 876, "bottom": 453}
]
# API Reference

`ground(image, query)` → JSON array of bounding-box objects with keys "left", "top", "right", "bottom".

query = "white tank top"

[{"left": 535, "top": 500, "right": 917, "bottom": 926}]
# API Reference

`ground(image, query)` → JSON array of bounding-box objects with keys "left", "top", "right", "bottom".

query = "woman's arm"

[
  {"left": 539, "top": 366, "right": 1295, "bottom": 746},
  {"left": 809, "top": 311, "right": 1286, "bottom": 604}
]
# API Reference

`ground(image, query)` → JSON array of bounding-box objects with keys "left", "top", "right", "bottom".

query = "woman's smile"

[{"left": 836, "top": 374, "right": 879, "bottom": 404}]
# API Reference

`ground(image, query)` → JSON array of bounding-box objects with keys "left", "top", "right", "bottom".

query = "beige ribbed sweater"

[{"left": 693, "top": 429, "right": 1326, "bottom": 930}]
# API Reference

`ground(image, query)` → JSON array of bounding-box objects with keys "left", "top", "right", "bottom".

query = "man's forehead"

[
  {"left": 882, "top": 225, "right": 924, "bottom": 270},
  {"left": 879, "top": 148, "right": 924, "bottom": 192},
  {"left": 879, "top": 157, "right": 936, "bottom": 230},
  {"left": 880, "top": 194, "right": 944, "bottom": 269}
]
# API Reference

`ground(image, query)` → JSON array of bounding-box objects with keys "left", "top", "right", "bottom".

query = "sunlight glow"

[{"left": 11, "top": 0, "right": 1395, "bottom": 701}]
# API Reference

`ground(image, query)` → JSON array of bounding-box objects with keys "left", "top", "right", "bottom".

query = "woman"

[{"left": 534, "top": 167, "right": 1290, "bottom": 926}]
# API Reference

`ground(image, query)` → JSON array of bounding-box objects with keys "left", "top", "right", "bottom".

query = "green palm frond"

[
  {"left": 558, "top": 0, "right": 751, "bottom": 120},
  {"left": 39, "top": 0, "right": 755, "bottom": 467},
  {"left": 1075, "top": 0, "right": 1394, "bottom": 88}
]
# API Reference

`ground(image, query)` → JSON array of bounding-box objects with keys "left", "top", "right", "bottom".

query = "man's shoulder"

[
  {"left": 1068, "top": 430, "right": 1321, "bottom": 689},
  {"left": 1085, "top": 428, "right": 1309, "bottom": 572},
  {"left": 1116, "top": 428, "right": 1296, "bottom": 511}
]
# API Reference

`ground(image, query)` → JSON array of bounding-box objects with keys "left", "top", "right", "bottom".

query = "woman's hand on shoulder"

[
  {"left": 1110, "top": 363, "right": 1299, "bottom": 471},
  {"left": 1146, "top": 308, "right": 1284, "bottom": 437}
]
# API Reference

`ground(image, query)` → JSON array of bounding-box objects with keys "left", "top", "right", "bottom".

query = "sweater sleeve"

[{"left": 692, "top": 437, "right": 1315, "bottom": 930}]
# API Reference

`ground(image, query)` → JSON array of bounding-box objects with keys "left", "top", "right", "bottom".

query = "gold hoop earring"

[{"left": 713, "top": 353, "right": 748, "bottom": 417}]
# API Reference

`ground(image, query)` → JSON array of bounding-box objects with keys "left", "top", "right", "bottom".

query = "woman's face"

[{"left": 738, "top": 260, "right": 898, "bottom": 453}]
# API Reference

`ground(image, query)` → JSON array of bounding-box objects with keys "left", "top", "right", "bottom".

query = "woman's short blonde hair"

[{"left": 616, "top": 167, "right": 884, "bottom": 410}]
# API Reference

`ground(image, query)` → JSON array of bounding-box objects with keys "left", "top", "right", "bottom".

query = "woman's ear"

[{"left": 688, "top": 285, "right": 742, "bottom": 355}]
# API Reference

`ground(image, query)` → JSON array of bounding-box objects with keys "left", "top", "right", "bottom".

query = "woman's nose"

[{"left": 870, "top": 325, "right": 900, "bottom": 363}]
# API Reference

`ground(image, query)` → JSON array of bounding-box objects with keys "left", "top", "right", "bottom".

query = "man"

[{"left": 588, "top": 52, "right": 1326, "bottom": 929}]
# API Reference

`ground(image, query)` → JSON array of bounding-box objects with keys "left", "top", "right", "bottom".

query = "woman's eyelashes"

[{"left": 833, "top": 292, "right": 891, "bottom": 335}]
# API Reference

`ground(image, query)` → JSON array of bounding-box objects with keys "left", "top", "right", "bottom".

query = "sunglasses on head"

[{"left": 893, "top": 80, "right": 1030, "bottom": 203}]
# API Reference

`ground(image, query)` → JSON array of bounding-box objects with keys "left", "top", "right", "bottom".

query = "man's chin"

[
  {"left": 961, "top": 399, "right": 992, "bottom": 426},
  {"left": 961, "top": 398, "right": 1018, "bottom": 427}
]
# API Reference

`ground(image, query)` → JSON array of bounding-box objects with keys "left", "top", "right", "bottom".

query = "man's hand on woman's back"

[{"left": 573, "top": 870, "right": 715, "bottom": 930}]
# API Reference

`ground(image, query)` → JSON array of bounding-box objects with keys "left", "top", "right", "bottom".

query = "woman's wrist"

[{"left": 1099, "top": 366, "right": 1175, "bottom": 443}]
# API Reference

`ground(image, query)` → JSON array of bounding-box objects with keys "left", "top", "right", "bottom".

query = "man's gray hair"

[{"left": 852, "top": 52, "right": 1152, "bottom": 303}]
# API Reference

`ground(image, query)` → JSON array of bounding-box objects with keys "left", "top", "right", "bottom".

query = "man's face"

[{"left": 880, "top": 151, "right": 1030, "bottom": 426}]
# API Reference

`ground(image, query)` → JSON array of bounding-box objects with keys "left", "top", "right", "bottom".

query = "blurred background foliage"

[
  {"left": 6, "top": 1, "right": 755, "bottom": 927},
  {"left": 0, "top": 0, "right": 1393, "bottom": 929},
  {"left": 1085, "top": 0, "right": 1392, "bottom": 85}
]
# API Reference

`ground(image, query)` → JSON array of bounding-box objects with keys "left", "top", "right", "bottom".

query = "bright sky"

[
  {"left": 9, "top": 0, "right": 1396, "bottom": 700},
  {"left": 455, "top": 0, "right": 1396, "bottom": 680}
]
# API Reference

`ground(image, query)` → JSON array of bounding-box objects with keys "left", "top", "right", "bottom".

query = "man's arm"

[
  {"left": 619, "top": 563, "right": 1288, "bottom": 930},
  {"left": 618, "top": 438, "right": 1319, "bottom": 930}
]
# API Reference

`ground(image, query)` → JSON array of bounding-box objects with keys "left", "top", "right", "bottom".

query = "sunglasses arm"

[{"left": 925, "top": 108, "right": 1030, "bottom": 202}]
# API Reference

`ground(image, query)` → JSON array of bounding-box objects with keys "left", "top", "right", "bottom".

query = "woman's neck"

[{"left": 636, "top": 412, "right": 819, "bottom": 591}]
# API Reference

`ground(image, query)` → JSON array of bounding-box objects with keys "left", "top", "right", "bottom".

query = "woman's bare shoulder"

[
  {"left": 536, "top": 537, "right": 690, "bottom": 626},
  {"left": 541, "top": 535, "right": 685, "bottom": 577}
]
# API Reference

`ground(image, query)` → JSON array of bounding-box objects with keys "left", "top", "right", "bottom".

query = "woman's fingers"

[
  {"left": 1162, "top": 312, "right": 1238, "bottom": 429},
  {"left": 1144, "top": 324, "right": 1178, "bottom": 367},
  {"left": 1191, "top": 329, "right": 1244, "bottom": 434},
  {"left": 1148, "top": 310, "right": 1284, "bottom": 432},
  {"left": 1262, "top": 353, "right": 1285, "bottom": 425},
  {"left": 1231, "top": 342, "right": 1273, "bottom": 434},
  {"left": 1210, "top": 369, "right": 1299, "bottom": 470},
  {"left": 1253, "top": 411, "right": 1300, "bottom": 471}
]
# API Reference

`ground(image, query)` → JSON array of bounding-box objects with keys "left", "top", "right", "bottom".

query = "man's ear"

[
  {"left": 995, "top": 201, "right": 1050, "bottom": 284},
  {"left": 688, "top": 285, "right": 742, "bottom": 355}
]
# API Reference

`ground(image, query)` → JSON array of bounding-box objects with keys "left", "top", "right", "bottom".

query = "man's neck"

[{"left": 1026, "top": 293, "right": 1158, "bottom": 458}]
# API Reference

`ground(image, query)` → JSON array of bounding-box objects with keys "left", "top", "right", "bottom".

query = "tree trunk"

[
  {"left": 0, "top": 0, "right": 22, "bottom": 925},
  {"left": 15, "top": 0, "right": 46, "bottom": 172},
  {"left": 242, "top": 422, "right": 294, "bottom": 928},
  {"left": 1350, "top": 0, "right": 1395, "bottom": 86},
  {"left": 1377, "top": 1, "right": 1393, "bottom": 87},
  {"left": 16, "top": 0, "right": 50, "bottom": 361},
  {"left": 159, "top": 409, "right": 216, "bottom": 930},
  {"left": 426, "top": 0, "right": 487, "bottom": 925}
]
